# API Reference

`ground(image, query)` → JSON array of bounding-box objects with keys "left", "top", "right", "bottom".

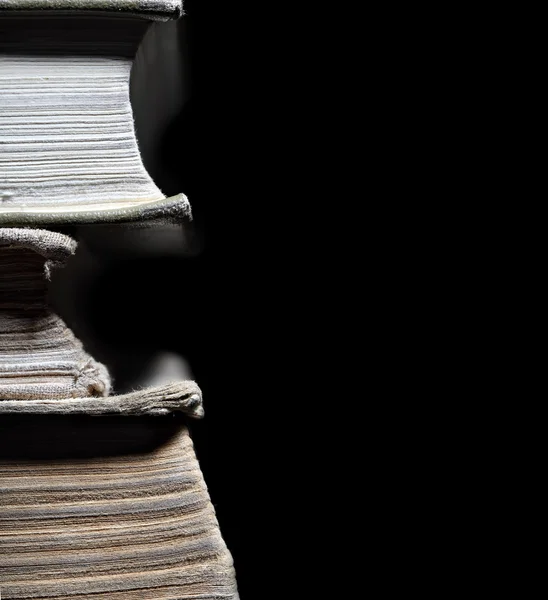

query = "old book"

[
  {"left": 0, "top": 2, "right": 239, "bottom": 599},
  {"left": 0, "top": 0, "right": 190, "bottom": 225},
  {"left": 1, "top": 414, "right": 237, "bottom": 599}
]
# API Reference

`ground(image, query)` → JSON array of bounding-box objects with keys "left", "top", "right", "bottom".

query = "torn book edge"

[{"left": 0, "top": 380, "right": 204, "bottom": 417}]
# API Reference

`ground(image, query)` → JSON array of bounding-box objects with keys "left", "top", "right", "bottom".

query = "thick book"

[{"left": 0, "top": 0, "right": 189, "bottom": 225}]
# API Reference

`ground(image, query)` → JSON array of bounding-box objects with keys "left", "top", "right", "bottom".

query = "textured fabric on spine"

[
  {"left": 0, "top": 380, "right": 205, "bottom": 417},
  {"left": 0, "top": 0, "right": 184, "bottom": 21},
  {"left": 0, "top": 227, "right": 111, "bottom": 400}
]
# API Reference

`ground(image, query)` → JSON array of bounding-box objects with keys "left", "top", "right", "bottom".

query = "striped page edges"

[
  {"left": 0, "top": 14, "right": 166, "bottom": 213},
  {"left": 0, "top": 418, "right": 239, "bottom": 599},
  {"left": 0, "top": 228, "right": 111, "bottom": 400}
]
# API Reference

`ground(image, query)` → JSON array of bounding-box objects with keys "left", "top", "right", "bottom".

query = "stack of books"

[{"left": 0, "top": 2, "right": 238, "bottom": 598}]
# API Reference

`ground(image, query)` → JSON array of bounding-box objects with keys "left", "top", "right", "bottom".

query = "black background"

[{"left": 143, "top": 4, "right": 254, "bottom": 595}]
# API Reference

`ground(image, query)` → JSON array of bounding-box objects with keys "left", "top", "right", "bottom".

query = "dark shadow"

[{"left": 0, "top": 414, "right": 186, "bottom": 460}]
